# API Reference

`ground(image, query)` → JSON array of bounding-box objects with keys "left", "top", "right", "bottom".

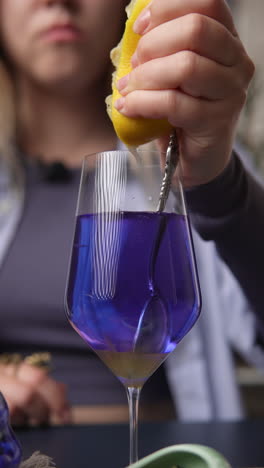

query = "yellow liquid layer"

[{"left": 96, "top": 350, "right": 167, "bottom": 387}]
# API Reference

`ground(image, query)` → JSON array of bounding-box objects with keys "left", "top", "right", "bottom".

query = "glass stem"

[{"left": 126, "top": 386, "right": 141, "bottom": 465}]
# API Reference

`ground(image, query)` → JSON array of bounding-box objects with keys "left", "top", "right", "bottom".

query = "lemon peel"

[{"left": 106, "top": 0, "right": 172, "bottom": 147}]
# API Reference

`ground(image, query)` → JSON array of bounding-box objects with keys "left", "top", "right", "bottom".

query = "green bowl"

[{"left": 128, "top": 444, "right": 231, "bottom": 468}]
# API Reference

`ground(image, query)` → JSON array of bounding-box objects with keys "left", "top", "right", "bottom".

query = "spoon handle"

[{"left": 157, "top": 129, "right": 179, "bottom": 213}]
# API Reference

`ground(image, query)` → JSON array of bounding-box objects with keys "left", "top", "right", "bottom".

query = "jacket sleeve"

[{"left": 185, "top": 152, "right": 264, "bottom": 334}]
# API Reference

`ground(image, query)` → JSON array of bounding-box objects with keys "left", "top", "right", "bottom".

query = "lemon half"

[{"left": 106, "top": 0, "right": 172, "bottom": 147}]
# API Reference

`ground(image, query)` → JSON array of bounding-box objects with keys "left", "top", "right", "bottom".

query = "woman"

[{"left": 0, "top": 0, "right": 257, "bottom": 425}]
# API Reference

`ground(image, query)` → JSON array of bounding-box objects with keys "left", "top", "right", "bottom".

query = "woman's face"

[{"left": 0, "top": 0, "right": 126, "bottom": 90}]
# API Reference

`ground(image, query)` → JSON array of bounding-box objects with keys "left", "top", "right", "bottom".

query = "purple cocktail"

[
  {"left": 66, "top": 211, "right": 200, "bottom": 387},
  {"left": 65, "top": 149, "right": 201, "bottom": 464}
]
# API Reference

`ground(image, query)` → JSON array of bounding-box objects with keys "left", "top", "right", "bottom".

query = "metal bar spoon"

[
  {"left": 133, "top": 130, "right": 179, "bottom": 352},
  {"left": 157, "top": 129, "right": 179, "bottom": 213}
]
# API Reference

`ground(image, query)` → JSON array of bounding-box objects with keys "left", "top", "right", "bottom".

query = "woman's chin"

[
  {"left": 27, "top": 52, "right": 87, "bottom": 90},
  {"left": 32, "top": 65, "right": 87, "bottom": 93}
]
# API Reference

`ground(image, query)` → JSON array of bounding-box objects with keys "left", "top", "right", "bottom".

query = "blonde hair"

[{"left": 0, "top": 61, "right": 15, "bottom": 159}]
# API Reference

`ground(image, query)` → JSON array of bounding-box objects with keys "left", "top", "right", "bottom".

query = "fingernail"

[
  {"left": 133, "top": 8, "right": 151, "bottom": 35},
  {"left": 114, "top": 97, "right": 125, "bottom": 112},
  {"left": 131, "top": 52, "right": 139, "bottom": 68},
  {"left": 116, "top": 74, "right": 130, "bottom": 92}
]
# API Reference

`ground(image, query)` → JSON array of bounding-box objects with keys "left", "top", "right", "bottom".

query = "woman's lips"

[{"left": 41, "top": 25, "right": 82, "bottom": 42}]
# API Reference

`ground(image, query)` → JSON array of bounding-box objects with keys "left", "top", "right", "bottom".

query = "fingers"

[
  {"left": 115, "top": 0, "right": 254, "bottom": 139},
  {"left": 37, "top": 377, "right": 72, "bottom": 424},
  {"left": 0, "top": 362, "right": 71, "bottom": 426},
  {"left": 133, "top": 14, "right": 241, "bottom": 68},
  {"left": 116, "top": 0, "right": 254, "bottom": 108},
  {"left": 118, "top": 52, "right": 249, "bottom": 101},
  {"left": 17, "top": 362, "right": 71, "bottom": 425},
  {"left": 16, "top": 362, "right": 50, "bottom": 424},
  {"left": 0, "top": 373, "right": 49, "bottom": 425},
  {"left": 17, "top": 361, "right": 47, "bottom": 385},
  {"left": 118, "top": 4, "right": 254, "bottom": 104},
  {"left": 115, "top": 88, "right": 246, "bottom": 133},
  {"left": 134, "top": 0, "right": 237, "bottom": 36},
  {"left": 121, "top": 0, "right": 254, "bottom": 186}
]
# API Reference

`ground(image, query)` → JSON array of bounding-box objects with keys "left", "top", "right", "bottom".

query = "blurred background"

[
  {"left": 229, "top": 0, "right": 264, "bottom": 417},
  {"left": 233, "top": 0, "right": 264, "bottom": 172}
]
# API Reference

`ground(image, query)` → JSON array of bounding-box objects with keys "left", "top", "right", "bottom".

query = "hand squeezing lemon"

[{"left": 106, "top": 0, "right": 172, "bottom": 147}]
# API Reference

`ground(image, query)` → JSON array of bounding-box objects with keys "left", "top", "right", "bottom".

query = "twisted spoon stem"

[{"left": 157, "top": 130, "right": 179, "bottom": 212}]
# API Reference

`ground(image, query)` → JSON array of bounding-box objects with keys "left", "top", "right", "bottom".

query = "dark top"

[
  {"left": 0, "top": 159, "right": 173, "bottom": 406},
  {"left": 185, "top": 152, "right": 264, "bottom": 335}
]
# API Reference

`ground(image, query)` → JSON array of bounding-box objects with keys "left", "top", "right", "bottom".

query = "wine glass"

[{"left": 65, "top": 148, "right": 201, "bottom": 465}]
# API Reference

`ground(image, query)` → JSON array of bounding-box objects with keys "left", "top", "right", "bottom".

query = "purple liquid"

[{"left": 65, "top": 212, "right": 201, "bottom": 386}]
